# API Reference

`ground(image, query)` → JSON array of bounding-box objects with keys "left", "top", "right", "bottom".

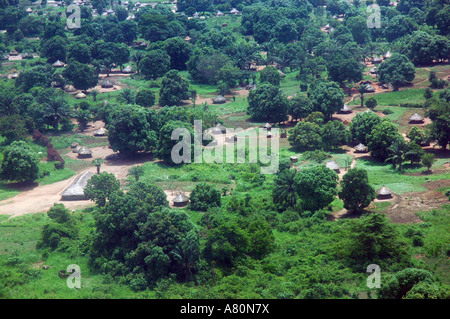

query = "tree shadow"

[{"left": 3, "top": 181, "right": 39, "bottom": 192}]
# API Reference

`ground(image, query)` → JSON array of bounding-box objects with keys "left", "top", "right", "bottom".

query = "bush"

[{"left": 189, "top": 183, "right": 221, "bottom": 211}]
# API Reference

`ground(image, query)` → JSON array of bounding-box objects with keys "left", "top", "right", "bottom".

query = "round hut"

[
  {"left": 326, "top": 160, "right": 340, "bottom": 173},
  {"left": 212, "top": 123, "right": 227, "bottom": 135},
  {"left": 376, "top": 186, "right": 393, "bottom": 200},
  {"left": 290, "top": 156, "right": 298, "bottom": 163},
  {"left": 94, "top": 127, "right": 106, "bottom": 136},
  {"left": 75, "top": 92, "right": 87, "bottom": 99},
  {"left": 365, "top": 84, "right": 376, "bottom": 92},
  {"left": 354, "top": 143, "right": 368, "bottom": 153},
  {"left": 383, "top": 51, "right": 392, "bottom": 59},
  {"left": 64, "top": 84, "right": 77, "bottom": 93},
  {"left": 409, "top": 113, "right": 424, "bottom": 124},
  {"left": 213, "top": 95, "right": 226, "bottom": 104},
  {"left": 101, "top": 79, "right": 114, "bottom": 89},
  {"left": 338, "top": 104, "right": 352, "bottom": 114},
  {"left": 77, "top": 146, "right": 92, "bottom": 158},
  {"left": 369, "top": 67, "right": 378, "bottom": 74},
  {"left": 9, "top": 49, "right": 19, "bottom": 56},
  {"left": 173, "top": 193, "right": 189, "bottom": 207},
  {"left": 373, "top": 57, "right": 382, "bottom": 64},
  {"left": 52, "top": 60, "right": 65, "bottom": 68},
  {"left": 122, "top": 65, "right": 133, "bottom": 74},
  {"left": 263, "top": 123, "right": 272, "bottom": 131}
]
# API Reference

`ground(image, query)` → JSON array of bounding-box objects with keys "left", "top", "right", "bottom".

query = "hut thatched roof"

[
  {"left": 290, "top": 156, "right": 298, "bottom": 163},
  {"left": 384, "top": 51, "right": 392, "bottom": 59},
  {"left": 52, "top": 60, "right": 65, "bottom": 68},
  {"left": 75, "top": 92, "right": 86, "bottom": 99},
  {"left": 9, "top": 49, "right": 19, "bottom": 56},
  {"left": 173, "top": 193, "right": 189, "bottom": 203},
  {"left": 409, "top": 113, "right": 424, "bottom": 123},
  {"left": 365, "top": 84, "right": 376, "bottom": 92},
  {"left": 77, "top": 146, "right": 92, "bottom": 157},
  {"left": 373, "top": 57, "right": 382, "bottom": 63},
  {"left": 354, "top": 143, "right": 368, "bottom": 152},
  {"left": 94, "top": 127, "right": 106, "bottom": 136},
  {"left": 123, "top": 65, "right": 133, "bottom": 73},
  {"left": 264, "top": 123, "right": 272, "bottom": 129},
  {"left": 339, "top": 104, "right": 352, "bottom": 114},
  {"left": 64, "top": 84, "right": 77, "bottom": 92},
  {"left": 369, "top": 67, "right": 378, "bottom": 74},
  {"left": 376, "top": 186, "right": 392, "bottom": 196},
  {"left": 212, "top": 123, "right": 227, "bottom": 134},
  {"left": 230, "top": 8, "right": 239, "bottom": 14},
  {"left": 61, "top": 171, "right": 94, "bottom": 200},
  {"left": 101, "top": 79, "right": 114, "bottom": 88},
  {"left": 326, "top": 160, "right": 340, "bottom": 171},
  {"left": 213, "top": 95, "right": 226, "bottom": 104}
]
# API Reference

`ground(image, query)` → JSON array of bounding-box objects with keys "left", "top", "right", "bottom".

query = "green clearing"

[{"left": 348, "top": 88, "right": 433, "bottom": 107}]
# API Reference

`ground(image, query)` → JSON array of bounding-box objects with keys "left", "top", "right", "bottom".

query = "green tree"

[
  {"left": 289, "top": 95, "right": 313, "bottom": 121},
  {"left": 0, "top": 141, "right": 39, "bottom": 182},
  {"left": 84, "top": 172, "right": 121, "bottom": 207},
  {"left": 288, "top": 121, "right": 322, "bottom": 151},
  {"left": 322, "top": 120, "right": 351, "bottom": 150},
  {"left": 421, "top": 153, "right": 435, "bottom": 173},
  {"left": 405, "top": 141, "right": 425, "bottom": 165},
  {"left": 159, "top": 70, "right": 190, "bottom": 106},
  {"left": 189, "top": 183, "right": 221, "bottom": 212},
  {"left": 92, "top": 158, "right": 104, "bottom": 174},
  {"left": 273, "top": 168, "right": 298, "bottom": 209},
  {"left": 128, "top": 166, "right": 145, "bottom": 182},
  {"left": 379, "top": 268, "right": 438, "bottom": 299},
  {"left": 117, "top": 88, "right": 136, "bottom": 105},
  {"left": 378, "top": 53, "right": 416, "bottom": 91},
  {"left": 67, "top": 42, "right": 92, "bottom": 64},
  {"left": 162, "top": 37, "right": 192, "bottom": 71},
  {"left": 339, "top": 168, "right": 376, "bottom": 212},
  {"left": 135, "top": 88, "right": 156, "bottom": 108},
  {"left": 247, "top": 83, "right": 289, "bottom": 123},
  {"left": 259, "top": 65, "right": 281, "bottom": 86},
  {"left": 106, "top": 105, "right": 158, "bottom": 155},
  {"left": 40, "top": 36, "right": 67, "bottom": 63},
  {"left": 47, "top": 203, "right": 71, "bottom": 224},
  {"left": 203, "top": 217, "right": 249, "bottom": 268},
  {"left": 127, "top": 181, "right": 168, "bottom": 208},
  {"left": 350, "top": 111, "right": 382, "bottom": 145},
  {"left": 385, "top": 137, "right": 407, "bottom": 170},
  {"left": 62, "top": 61, "right": 99, "bottom": 93},
  {"left": 43, "top": 94, "right": 71, "bottom": 132},
  {"left": 157, "top": 120, "right": 193, "bottom": 164},
  {"left": 139, "top": 49, "right": 171, "bottom": 79},
  {"left": 307, "top": 79, "right": 345, "bottom": 120},
  {"left": 295, "top": 165, "right": 338, "bottom": 212},
  {"left": 367, "top": 119, "right": 402, "bottom": 161},
  {"left": 365, "top": 97, "right": 378, "bottom": 110}
]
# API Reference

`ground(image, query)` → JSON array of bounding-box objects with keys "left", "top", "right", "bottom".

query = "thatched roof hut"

[
  {"left": 60, "top": 171, "right": 94, "bottom": 201},
  {"left": 193, "top": 12, "right": 200, "bottom": 18},
  {"left": 373, "top": 57, "right": 382, "bottom": 64},
  {"left": 369, "top": 67, "right": 378, "bottom": 74},
  {"left": 326, "top": 160, "right": 340, "bottom": 173},
  {"left": 52, "top": 60, "right": 65, "bottom": 68},
  {"left": 383, "top": 51, "right": 392, "bottom": 59},
  {"left": 213, "top": 95, "right": 226, "bottom": 104},
  {"left": 122, "top": 65, "right": 133, "bottom": 73},
  {"left": 212, "top": 123, "right": 227, "bottom": 134},
  {"left": 77, "top": 146, "right": 92, "bottom": 158},
  {"left": 22, "top": 52, "right": 33, "bottom": 59},
  {"left": 338, "top": 104, "right": 352, "bottom": 114},
  {"left": 64, "top": 84, "right": 77, "bottom": 92},
  {"left": 230, "top": 8, "right": 239, "bottom": 14},
  {"left": 263, "top": 123, "right": 272, "bottom": 130},
  {"left": 409, "top": 113, "right": 424, "bottom": 124},
  {"left": 9, "top": 49, "right": 19, "bottom": 56},
  {"left": 173, "top": 193, "right": 189, "bottom": 207},
  {"left": 75, "top": 92, "right": 86, "bottom": 99},
  {"left": 94, "top": 127, "right": 106, "bottom": 136},
  {"left": 354, "top": 143, "right": 368, "bottom": 153},
  {"left": 365, "top": 84, "right": 376, "bottom": 92},
  {"left": 216, "top": 11, "right": 224, "bottom": 16},
  {"left": 290, "top": 156, "right": 298, "bottom": 163},
  {"left": 26, "top": 7, "right": 33, "bottom": 13},
  {"left": 376, "top": 186, "right": 393, "bottom": 199},
  {"left": 70, "top": 142, "right": 79, "bottom": 149},
  {"left": 101, "top": 79, "right": 114, "bottom": 88}
]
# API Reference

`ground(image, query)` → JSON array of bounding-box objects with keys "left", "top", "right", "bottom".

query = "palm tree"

[
  {"left": 73, "top": 108, "right": 92, "bottom": 131},
  {"left": 117, "top": 88, "right": 136, "bottom": 104},
  {"left": 131, "top": 51, "right": 145, "bottom": 74},
  {"left": 357, "top": 84, "right": 368, "bottom": 108},
  {"left": 273, "top": 169, "right": 298, "bottom": 207},
  {"left": 44, "top": 95, "right": 70, "bottom": 132},
  {"left": 92, "top": 158, "right": 104, "bottom": 174},
  {"left": 128, "top": 166, "right": 144, "bottom": 182},
  {"left": 345, "top": 82, "right": 355, "bottom": 97},
  {"left": 386, "top": 137, "right": 406, "bottom": 171}
]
